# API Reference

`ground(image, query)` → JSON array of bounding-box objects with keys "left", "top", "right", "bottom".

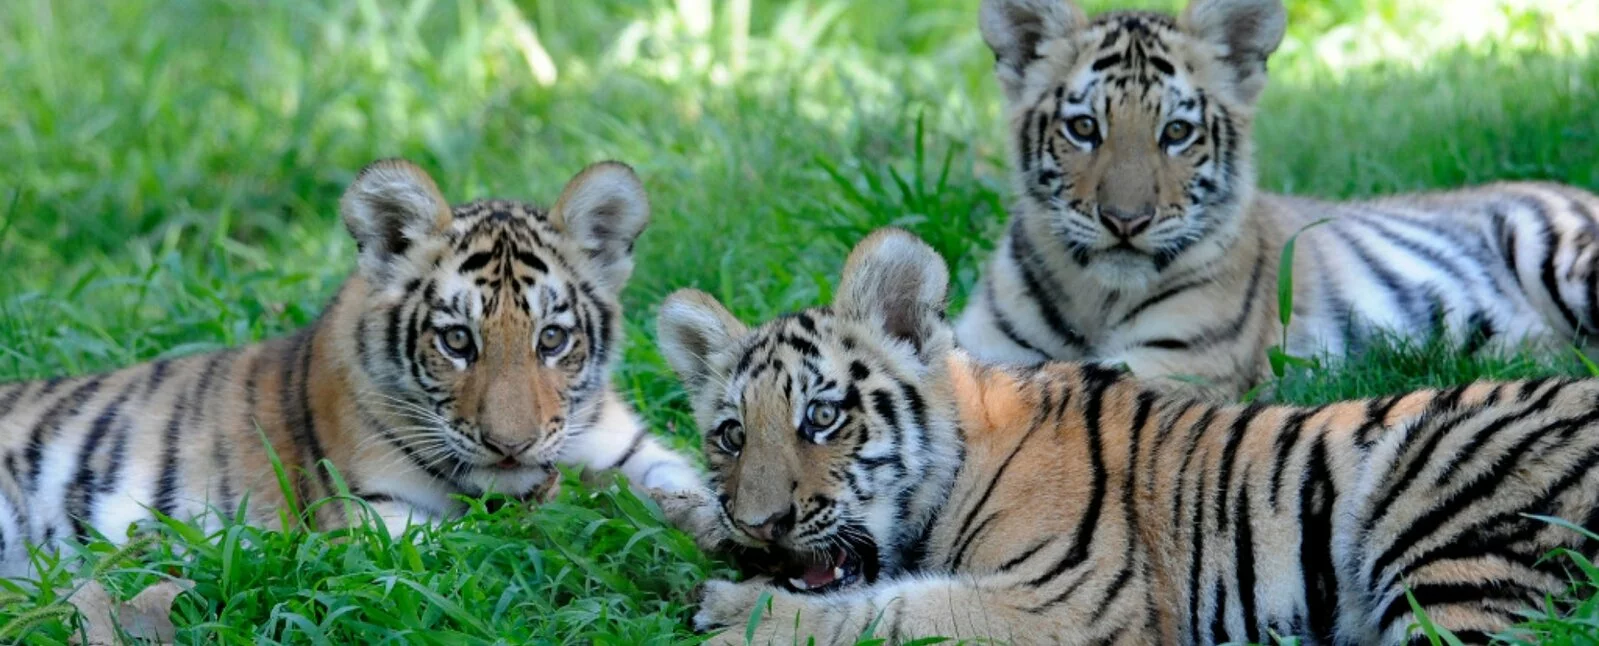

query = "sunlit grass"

[{"left": 0, "top": 0, "right": 1596, "bottom": 642}]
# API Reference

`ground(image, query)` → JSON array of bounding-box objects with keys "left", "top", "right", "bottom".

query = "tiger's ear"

[
  {"left": 1180, "top": 0, "right": 1286, "bottom": 103},
  {"left": 834, "top": 228, "right": 950, "bottom": 357},
  {"left": 979, "top": 0, "right": 1088, "bottom": 101},
  {"left": 341, "top": 158, "right": 454, "bottom": 286},
  {"left": 658, "top": 289, "right": 749, "bottom": 393},
  {"left": 551, "top": 162, "right": 650, "bottom": 292}
]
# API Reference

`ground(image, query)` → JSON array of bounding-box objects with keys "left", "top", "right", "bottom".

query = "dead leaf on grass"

[{"left": 64, "top": 578, "right": 195, "bottom": 645}]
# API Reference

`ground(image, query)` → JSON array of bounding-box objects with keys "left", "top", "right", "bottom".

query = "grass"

[{"left": 0, "top": 0, "right": 1596, "bottom": 642}]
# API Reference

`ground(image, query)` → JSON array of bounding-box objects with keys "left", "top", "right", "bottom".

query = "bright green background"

[{"left": 1, "top": 0, "right": 1596, "bottom": 643}]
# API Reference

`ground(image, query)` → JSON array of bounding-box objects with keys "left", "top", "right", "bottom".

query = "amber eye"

[
  {"left": 1066, "top": 116, "right": 1099, "bottom": 141},
  {"left": 439, "top": 326, "right": 476, "bottom": 359},
  {"left": 1161, "top": 120, "right": 1195, "bottom": 145},
  {"left": 805, "top": 401, "right": 840, "bottom": 429},
  {"left": 538, "top": 326, "right": 570, "bottom": 355},
  {"left": 716, "top": 420, "right": 745, "bottom": 455}
]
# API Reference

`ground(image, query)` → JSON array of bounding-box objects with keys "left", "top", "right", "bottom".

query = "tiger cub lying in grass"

[
  {"left": 956, "top": 0, "right": 1599, "bottom": 398},
  {"left": 658, "top": 228, "right": 1599, "bottom": 645},
  {"left": 0, "top": 159, "right": 705, "bottom": 577}
]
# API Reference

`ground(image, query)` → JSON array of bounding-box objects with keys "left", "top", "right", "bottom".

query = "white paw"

[
  {"left": 693, "top": 577, "right": 771, "bottom": 633},
  {"left": 639, "top": 461, "right": 704, "bottom": 493},
  {"left": 647, "top": 485, "right": 733, "bottom": 551}
]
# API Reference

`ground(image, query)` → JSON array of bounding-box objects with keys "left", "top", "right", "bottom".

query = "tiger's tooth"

[
  {"left": 833, "top": 567, "right": 844, "bottom": 581},
  {"left": 789, "top": 578, "right": 809, "bottom": 590}
]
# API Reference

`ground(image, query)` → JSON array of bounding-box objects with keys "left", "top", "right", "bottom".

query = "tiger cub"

[
  {"left": 956, "top": 0, "right": 1599, "bottom": 397},
  {"left": 0, "top": 159, "right": 705, "bottom": 577},
  {"left": 659, "top": 228, "right": 1599, "bottom": 645}
]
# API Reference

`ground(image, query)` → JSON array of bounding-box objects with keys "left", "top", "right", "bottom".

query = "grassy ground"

[{"left": 0, "top": 0, "right": 1596, "bottom": 643}]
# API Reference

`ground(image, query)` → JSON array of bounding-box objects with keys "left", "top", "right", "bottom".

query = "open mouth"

[
  {"left": 494, "top": 457, "right": 520, "bottom": 470},
  {"left": 774, "top": 527, "right": 879, "bottom": 595}
]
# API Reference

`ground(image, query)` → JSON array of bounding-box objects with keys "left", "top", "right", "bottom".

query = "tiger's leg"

[
  {"left": 694, "top": 574, "right": 1153, "bottom": 646},
  {"left": 1486, "top": 185, "right": 1599, "bottom": 339},
  {"left": 558, "top": 393, "right": 726, "bottom": 547},
  {"left": 560, "top": 392, "right": 702, "bottom": 493},
  {"left": 0, "top": 485, "right": 30, "bottom": 579},
  {"left": 1093, "top": 347, "right": 1247, "bottom": 403},
  {"left": 952, "top": 285, "right": 1056, "bottom": 366},
  {"left": 1364, "top": 560, "right": 1556, "bottom": 646},
  {"left": 1351, "top": 504, "right": 1587, "bottom": 645},
  {"left": 1342, "top": 379, "right": 1599, "bottom": 646},
  {"left": 359, "top": 497, "right": 447, "bottom": 539}
]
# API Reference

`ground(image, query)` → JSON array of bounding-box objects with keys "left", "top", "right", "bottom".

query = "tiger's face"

[
  {"left": 659, "top": 230, "right": 963, "bottom": 593},
  {"left": 981, "top": 0, "right": 1286, "bottom": 286},
  {"left": 340, "top": 160, "right": 647, "bottom": 496}
]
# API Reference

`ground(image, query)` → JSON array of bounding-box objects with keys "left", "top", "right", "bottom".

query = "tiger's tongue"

[
  {"left": 800, "top": 548, "right": 847, "bottom": 587},
  {"left": 801, "top": 563, "right": 836, "bottom": 587}
]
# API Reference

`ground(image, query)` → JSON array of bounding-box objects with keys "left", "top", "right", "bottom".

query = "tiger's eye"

[
  {"left": 717, "top": 421, "right": 745, "bottom": 454},
  {"left": 806, "top": 401, "right": 839, "bottom": 428},
  {"left": 1067, "top": 116, "right": 1099, "bottom": 140},
  {"left": 441, "top": 326, "right": 475, "bottom": 357},
  {"left": 539, "top": 326, "right": 570, "bottom": 354},
  {"left": 1162, "top": 120, "right": 1194, "bottom": 144}
]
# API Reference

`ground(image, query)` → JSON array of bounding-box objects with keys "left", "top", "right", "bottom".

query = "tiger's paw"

[
  {"left": 692, "top": 577, "right": 773, "bottom": 634},
  {"left": 647, "top": 486, "right": 732, "bottom": 551},
  {"left": 1092, "top": 359, "right": 1233, "bottom": 403},
  {"left": 534, "top": 471, "right": 563, "bottom": 503}
]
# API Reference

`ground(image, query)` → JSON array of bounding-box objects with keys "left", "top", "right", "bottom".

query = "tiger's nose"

[
  {"left": 736, "top": 507, "right": 796, "bottom": 543},
  {"left": 482, "top": 435, "right": 535, "bottom": 458},
  {"left": 1098, "top": 207, "right": 1154, "bottom": 239}
]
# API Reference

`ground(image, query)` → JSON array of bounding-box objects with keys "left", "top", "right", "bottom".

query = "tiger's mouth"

[
  {"left": 1094, "top": 237, "right": 1158, "bottom": 257},
  {"left": 773, "top": 525, "right": 879, "bottom": 595}
]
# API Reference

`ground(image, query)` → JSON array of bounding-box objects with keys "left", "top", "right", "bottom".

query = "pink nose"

[
  {"left": 1099, "top": 208, "right": 1153, "bottom": 238},
  {"left": 736, "top": 508, "right": 795, "bottom": 542},
  {"left": 482, "top": 435, "right": 535, "bottom": 458}
]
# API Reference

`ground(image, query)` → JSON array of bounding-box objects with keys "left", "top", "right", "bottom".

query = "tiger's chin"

[
  {"left": 459, "top": 463, "right": 558, "bottom": 499},
  {"left": 1084, "top": 248, "right": 1160, "bottom": 291}
]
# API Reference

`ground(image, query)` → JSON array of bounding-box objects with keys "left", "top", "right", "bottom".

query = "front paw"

[
  {"left": 534, "top": 470, "right": 563, "bottom": 503},
  {"left": 693, "top": 577, "right": 773, "bottom": 634},
  {"left": 648, "top": 486, "right": 733, "bottom": 551}
]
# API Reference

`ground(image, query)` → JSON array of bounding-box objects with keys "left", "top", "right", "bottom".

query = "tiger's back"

[
  {"left": 666, "top": 228, "right": 1599, "bottom": 645},
  {"left": 934, "top": 359, "right": 1599, "bottom": 644},
  {"left": 1274, "top": 181, "right": 1599, "bottom": 360},
  {"left": 0, "top": 340, "right": 311, "bottom": 574}
]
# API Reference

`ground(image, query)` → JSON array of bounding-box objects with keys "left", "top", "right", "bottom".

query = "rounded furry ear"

[
  {"left": 551, "top": 162, "right": 650, "bottom": 291},
  {"left": 657, "top": 289, "right": 748, "bottom": 393},
  {"left": 834, "top": 228, "right": 950, "bottom": 355},
  {"left": 1180, "top": 0, "right": 1286, "bottom": 103},
  {"left": 340, "top": 158, "right": 453, "bottom": 285},
  {"left": 980, "top": 0, "right": 1088, "bottom": 101}
]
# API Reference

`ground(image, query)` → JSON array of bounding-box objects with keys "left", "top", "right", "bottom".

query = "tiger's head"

[
  {"left": 339, "top": 159, "right": 646, "bottom": 497},
  {"left": 980, "top": 0, "right": 1285, "bottom": 287},
  {"left": 658, "top": 229, "right": 963, "bottom": 593}
]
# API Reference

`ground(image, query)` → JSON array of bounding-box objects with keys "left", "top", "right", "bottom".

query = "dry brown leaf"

[{"left": 64, "top": 578, "right": 195, "bottom": 645}]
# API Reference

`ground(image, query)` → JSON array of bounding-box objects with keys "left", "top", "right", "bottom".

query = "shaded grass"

[
  {"left": 0, "top": 0, "right": 1597, "bottom": 643},
  {"left": 1272, "top": 334, "right": 1591, "bottom": 406},
  {"left": 2, "top": 474, "right": 718, "bottom": 644}
]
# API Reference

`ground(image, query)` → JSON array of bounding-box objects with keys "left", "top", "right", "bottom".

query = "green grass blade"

[
  {"left": 1277, "top": 218, "right": 1333, "bottom": 332},
  {"left": 745, "top": 588, "right": 774, "bottom": 644}
]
